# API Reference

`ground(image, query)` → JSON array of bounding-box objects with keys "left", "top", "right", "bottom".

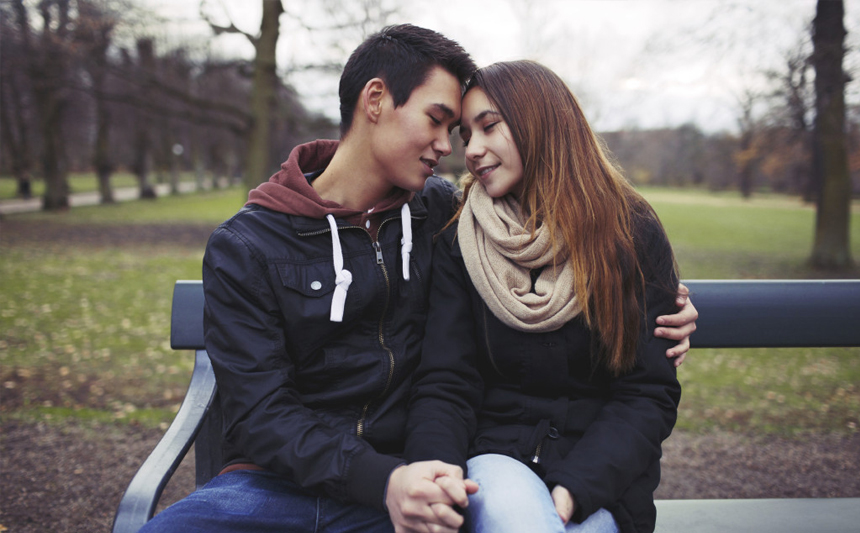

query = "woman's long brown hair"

[{"left": 454, "top": 60, "right": 675, "bottom": 375}]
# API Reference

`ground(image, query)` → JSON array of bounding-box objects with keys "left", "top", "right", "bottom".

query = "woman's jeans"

[
  {"left": 465, "top": 454, "right": 619, "bottom": 533},
  {"left": 139, "top": 470, "right": 394, "bottom": 533}
]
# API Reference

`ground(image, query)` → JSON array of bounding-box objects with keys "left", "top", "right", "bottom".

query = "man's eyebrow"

[{"left": 432, "top": 103, "right": 456, "bottom": 118}]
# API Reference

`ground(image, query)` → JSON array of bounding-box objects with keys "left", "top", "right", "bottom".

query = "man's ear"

[{"left": 362, "top": 78, "right": 386, "bottom": 124}]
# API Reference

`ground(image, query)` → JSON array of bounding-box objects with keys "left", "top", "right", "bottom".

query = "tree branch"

[{"left": 199, "top": 0, "right": 257, "bottom": 44}]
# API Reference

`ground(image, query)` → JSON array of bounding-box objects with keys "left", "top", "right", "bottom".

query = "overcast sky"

[{"left": 140, "top": 0, "right": 860, "bottom": 134}]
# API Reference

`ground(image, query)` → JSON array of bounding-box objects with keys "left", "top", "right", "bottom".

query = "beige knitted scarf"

[{"left": 458, "top": 183, "right": 582, "bottom": 332}]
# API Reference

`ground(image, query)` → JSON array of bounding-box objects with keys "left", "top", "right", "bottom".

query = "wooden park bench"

[{"left": 112, "top": 279, "right": 860, "bottom": 533}]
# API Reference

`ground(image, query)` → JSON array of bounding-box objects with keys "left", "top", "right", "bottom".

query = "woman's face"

[{"left": 459, "top": 88, "right": 524, "bottom": 198}]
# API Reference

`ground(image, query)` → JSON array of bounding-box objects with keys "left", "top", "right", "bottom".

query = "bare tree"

[
  {"left": 810, "top": 0, "right": 854, "bottom": 269},
  {"left": 202, "top": 0, "right": 283, "bottom": 191},
  {"left": 77, "top": 0, "right": 120, "bottom": 203},
  {"left": 10, "top": 0, "right": 77, "bottom": 210},
  {"left": 202, "top": 0, "right": 396, "bottom": 191},
  {"left": 735, "top": 90, "right": 762, "bottom": 198},
  {"left": 764, "top": 42, "right": 815, "bottom": 199},
  {"left": 0, "top": 4, "right": 35, "bottom": 199}
]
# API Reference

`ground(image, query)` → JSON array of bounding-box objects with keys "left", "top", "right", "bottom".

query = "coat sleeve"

[
  {"left": 405, "top": 228, "right": 484, "bottom": 473},
  {"left": 202, "top": 225, "right": 403, "bottom": 510},
  {"left": 543, "top": 216, "right": 682, "bottom": 523}
]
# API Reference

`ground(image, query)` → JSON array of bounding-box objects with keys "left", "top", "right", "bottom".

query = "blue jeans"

[
  {"left": 465, "top": 454, "right": 619, "bottom": 533},
  {"left": 139, "top": 470, "right": 394, "bottom": 533}
]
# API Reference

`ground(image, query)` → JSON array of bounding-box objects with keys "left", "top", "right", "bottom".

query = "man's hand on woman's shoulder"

[{"left": 655, "top": 283, "right": 699, "bottom": 367}]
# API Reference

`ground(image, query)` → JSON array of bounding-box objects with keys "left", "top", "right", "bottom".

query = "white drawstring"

[
  {"left": 326, "top": 206, "right": 410, "bottom": 321},
  {"left": 326, "top": 214, "right": 352, "bottom": 322},
  {"left": 400, "top": 203, "right": 412, "bottom": 281}
]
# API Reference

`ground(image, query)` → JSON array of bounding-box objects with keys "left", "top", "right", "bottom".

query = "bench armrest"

[{"left": 111, "top": 349, "right": 217, "bottom": 533}]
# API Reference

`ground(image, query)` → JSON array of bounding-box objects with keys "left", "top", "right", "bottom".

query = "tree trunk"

[
  {"left": 0, "top": 63, "right": 34, "bottom": 200},
  {"left": 16, "top": 0, "right": 72, "bottom": 210},
  {"left": 38, "top": 91, "right": 70, "bottom": 210},
  {"left": 810, "top": 0, "right": 853, "bottom": 269},
  {"left": 738, "top": 131, "right": 755, "bottom": 198},
  {"left": 90, "top": 17, "right": 115, "bottom": 204},
  {"left": 95, "top": 103, "right": 115, "bottom": 204},
  {"left": 243, "top": 0, "right": 284, "bottom": 191},
  {"left": 92, "top": 60, "right": 115, "bottom": 204}
]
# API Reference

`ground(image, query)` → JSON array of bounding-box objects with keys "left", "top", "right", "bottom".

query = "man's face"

[{"left": 371, "top": 66, "right": 461, "bottom": 192}]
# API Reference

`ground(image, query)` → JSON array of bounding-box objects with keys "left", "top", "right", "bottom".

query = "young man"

[{"left": 141, "top": 24, "right": 696, "bottom": 533}]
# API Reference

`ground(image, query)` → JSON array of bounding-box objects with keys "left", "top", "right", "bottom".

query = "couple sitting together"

[{"left": 143, "top": 24, "right": 697, "bottom": 533}]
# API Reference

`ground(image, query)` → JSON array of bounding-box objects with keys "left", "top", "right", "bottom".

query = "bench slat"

[
  {"left": 655, "top": 497, "right": 860, "bottom": 532},
  {"left": 682, "top": 280, "right": 860, "bottom": 348}
]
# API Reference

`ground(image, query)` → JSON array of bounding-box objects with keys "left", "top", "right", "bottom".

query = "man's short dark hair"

[{"left": 338, "top": 24, "right": 475, "bottom": 137}]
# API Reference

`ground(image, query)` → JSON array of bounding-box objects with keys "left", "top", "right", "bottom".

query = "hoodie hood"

[
  {"left": 245, "top": 139, "right": 416, "bottom": 323},
  {"left": 246, "top": 139, "right": 412, "bottom": 221}
]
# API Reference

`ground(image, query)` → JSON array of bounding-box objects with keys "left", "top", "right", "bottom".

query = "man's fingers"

[
  {"left": 429, "top": 502, "right": 465, "bottom": 530},
  {"left": 655, "top": 321, "right": 696, "bottom": 340},
  {"left": 434, "top": 474, "right": 469, "bottom": 507},
  {"left": 656, "top": 308, "right": 698, "bottom": 327},
  {"left": 665, "top": 336, "right": 690, "bottom": 365},
  {"left": 399, "top": 501, "right": 462, "bottom": 532},
  {"left": 428, "top": 461, "right": 464, "bottom": 480}
]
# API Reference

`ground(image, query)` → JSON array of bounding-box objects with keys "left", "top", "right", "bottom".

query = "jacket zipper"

[
  {"left": 532, "top": 426, "right": 559, "bottom": 464},
  {"left": 531, "top": 441, "right": 543, "bottom": 464},
  {"left": 297, "top": 215, "right": 411, "bottom": 437},
  {"left": 357, "top": 218, "right": 399, "bottom": 437}
]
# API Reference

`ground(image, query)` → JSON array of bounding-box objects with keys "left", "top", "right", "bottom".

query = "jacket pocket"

[{"left": 277, "top": 260, "right": 336, "bottom": 297}]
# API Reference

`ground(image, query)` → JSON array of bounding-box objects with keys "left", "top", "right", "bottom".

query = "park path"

[{"left": 0, "top": 181, "right": 201, "bottom": 216}]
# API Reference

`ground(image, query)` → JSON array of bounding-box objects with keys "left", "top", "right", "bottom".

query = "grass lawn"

[
  {"left": 0, "top": 172, "right": 200, "bottom": 200},
  {"left": 1, "top": 186, "right": 858, "bottom": 436}
]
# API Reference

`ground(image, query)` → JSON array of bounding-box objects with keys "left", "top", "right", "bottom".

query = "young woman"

[{"left": 405, "top": 60, "right": 682, "bottom": 533}]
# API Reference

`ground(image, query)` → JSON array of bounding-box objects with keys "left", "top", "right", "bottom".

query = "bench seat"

[{"left": 112, "top": 279, "right": 860, "bottom": 533}]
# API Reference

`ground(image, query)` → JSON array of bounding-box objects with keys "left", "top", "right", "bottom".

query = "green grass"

[
  {"left": 1, "top": 185, "right": 858, "bottom": 436},
  {"left": 641, "top": 187, "right": 860, "bottom": 279},
  {"left": 16, "top": 187, "right": 248, "bottom": 225},
  {"left": 1, "top": 245, "right": 204, "bottom": 426},
  {"left": 0, "top": 172, "right": 199, "bottom": 200}
]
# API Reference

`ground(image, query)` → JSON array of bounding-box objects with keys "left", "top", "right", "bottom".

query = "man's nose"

[{"left": 435, "top": 131, "right": 452, "bottom": 157}]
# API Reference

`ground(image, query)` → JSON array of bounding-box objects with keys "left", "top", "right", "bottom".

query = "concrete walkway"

[{"left": 0, "top": 181, "right": 203, "bottom": 216}]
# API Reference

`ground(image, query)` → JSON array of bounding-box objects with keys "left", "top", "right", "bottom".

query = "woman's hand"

[{"left": 551, "top": 485, "right": 576, "bottom": 524}]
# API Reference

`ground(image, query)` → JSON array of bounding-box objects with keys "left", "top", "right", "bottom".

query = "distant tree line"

[
  {"left": 601, "top": 114, "right": 860, "bottom": 198},
  {"left": 0, "top": 0, "right": 337, "bottom": 209}
]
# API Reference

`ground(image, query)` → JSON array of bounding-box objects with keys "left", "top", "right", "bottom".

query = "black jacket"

[
  {"left": 202, "top": 176, "right": 457, "bottom": 510},
  {"left": 406, "top": 211, "right": 681, "bottom": 533}
]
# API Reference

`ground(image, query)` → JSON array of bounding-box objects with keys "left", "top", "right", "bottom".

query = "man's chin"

[{"left": 401, "top": 175, "right": 431, "bottom": 192}]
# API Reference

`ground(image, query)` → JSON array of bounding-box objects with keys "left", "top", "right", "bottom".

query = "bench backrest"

[
  {"left": 172, "top": 279, "right": 860, "bottom": 350},
  {"left": 169, "top": 279, "right": 860, "bottom": 487}
]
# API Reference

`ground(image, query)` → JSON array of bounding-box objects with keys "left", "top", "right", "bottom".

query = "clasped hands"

[
  {"left": 385, "top": 461, "right": 479, "bottom": 533},
  {"left": 385, "top": 462, "right": 579, "bottom": 532}
]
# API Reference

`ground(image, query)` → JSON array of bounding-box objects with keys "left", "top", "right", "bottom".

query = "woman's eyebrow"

[{"left": 473, "top": 109, "right": 502, "bottom": 122}]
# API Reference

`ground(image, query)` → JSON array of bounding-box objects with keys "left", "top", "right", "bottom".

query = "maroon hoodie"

[{"left": 246, "top": 139, "right": 413, "bottom": 239}]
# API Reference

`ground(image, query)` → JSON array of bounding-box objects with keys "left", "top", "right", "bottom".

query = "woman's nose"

[{"left": 465, "top": 138, "right": 484, "bottom": 160}]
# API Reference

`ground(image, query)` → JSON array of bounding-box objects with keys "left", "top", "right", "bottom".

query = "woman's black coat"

[{"left": 405, "top": 212, "right": 682, "bottom": 533}]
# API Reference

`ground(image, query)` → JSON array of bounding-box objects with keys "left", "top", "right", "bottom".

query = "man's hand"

[
  {"left": 551, "top": 485, "right": 575, "bottom": 525},
  {"left": 655, "top": 283, "right": 699, "bottom": 367},
  {"left": 385, "top": 461, "right": 475, "bottom": 533}
]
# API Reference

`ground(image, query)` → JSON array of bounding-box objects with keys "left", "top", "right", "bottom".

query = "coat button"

[
  {"left": 310, "top": 281, "right": 322, "bottom": 290},
  {"left": 547, "top": 426, "right": 560, "bottom": 439}
]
